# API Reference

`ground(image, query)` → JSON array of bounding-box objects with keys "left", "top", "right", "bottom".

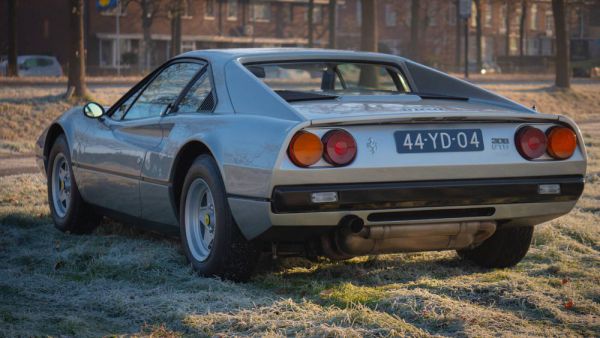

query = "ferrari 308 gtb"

[{"left": 36, "top": 49, "right": 586, "bottom": 280}]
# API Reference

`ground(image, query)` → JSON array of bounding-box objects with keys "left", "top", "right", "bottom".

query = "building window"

[
  {"left": 500, "top": 3, "right": 507, "bottom": 33},
  {"left": 205, "top": 0, "right": 215, "bottom": 19},
  {"left": 448, "top": 2, "right": 456, "bottom": 26},
  {"left": 100, "top": 39, "right": 114, "bottom": 67},
  {"left": 545, "top": 11, "right": 553, "bottom": 34},
  {"left": 510, "top": 36, "right": 518, "bottom": 54},
  {"left": 250, "top": 3, "right": 271, "bottom": 22},
  {"left": 385, "top": 4, "right": 396, "bottom": 27},
  {"left": 182, "top": 0, "right": 194, "bottom": 19},
  {"left": 181, "top": 41, "right": 196, "bottom": 52},
  {"left": 227, "top": 0, "right": 238, "bottom": 21},
  {"left": 512, "top": 6, "right": 521, "bottom": 30},
  {"left": 306, "top": 4, "right": 323, "bottom": 23},
  {"left": 99, "top": 38, "right": 134, "bottom": 68},
  {"left": 530, "top": 4, "right": 538, "bottom": 30},
  {"left": 428, "top": 1, "right": 438, "bottom": 26},
  {"left": 313, "top": 5, "right": 323, "bottom": 23},
  {"left": 471, "top": 1, "right": 477, "bottom": 27},
  {"left": 356, "top": 0, "right": 362, "bottom": 26},
  {"left": 484, "top": 1, "right": 492, "bottom": 27}
]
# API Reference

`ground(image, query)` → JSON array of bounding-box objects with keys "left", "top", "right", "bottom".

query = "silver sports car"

[{"left": 36, "top": 49, "right": 586, "bottom": 280}]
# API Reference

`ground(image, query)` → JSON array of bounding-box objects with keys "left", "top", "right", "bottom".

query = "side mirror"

[{"left": 83, "top": 102, "right": 105, "bottom": 119}]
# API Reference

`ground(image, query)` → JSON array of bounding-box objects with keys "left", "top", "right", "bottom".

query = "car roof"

[{"left": 179, "top": 48, "right": 406, "bottom": 63}]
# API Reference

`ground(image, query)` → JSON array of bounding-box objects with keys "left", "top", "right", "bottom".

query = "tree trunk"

[
  {"left": 552, "top": 0, "right": 570, "bottom": 88},
  {"left": 505, "top": 0, "right": 511, "bottom": 56},
  {"left": 359, "top": 0, "right": 377, "bottom": 87},
  {"left": 475, "top": 0, "right": 482, "bottom": 73},
  {"left": 307, "top": 0, "right": 314, "bottom": 47},
  {"left": 170, "top": 0, "right": 183, "bottom": 57},
  {"left": 328, "top": 0, "right": 336, "bottom": 48},
  {"left": 410, "top": 0, "right": 420, "bottom": 61},
  {"left": 141, "top": 0, "right": 154, "bottom": 71},
  {"left": 455, "top": 0, "right": 461, "bottom": 69},
  {"left": 519, "top": 0, "right": 527, "bottom": 60},
  {"left": 7, "top": 0, "right": 18, "bottom": 77},
  {"left": 66, "top": 0, "right": 88, "bottom": 99},
  {"left": 218, "top": 0, "right": 223, "bottom": 35}
]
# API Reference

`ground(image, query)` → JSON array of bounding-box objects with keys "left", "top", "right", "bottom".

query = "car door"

[
  {"left": 139, "top": 64, "right": 215, "bottom": 226},
  {"left": 77, "top": 61, "right": 204, "bottom": 217}
]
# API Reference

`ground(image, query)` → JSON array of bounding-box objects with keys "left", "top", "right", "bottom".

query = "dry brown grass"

[
  {"left": 0, "top": 79, "right": 599, "bottom": 336},
  {"left": 0, "top": 78, "right": 598, "bottom": 155}
]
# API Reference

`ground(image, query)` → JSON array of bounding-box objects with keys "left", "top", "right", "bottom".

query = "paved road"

[
  {"left": 1, "top": 121, "right": 598, "bottom": 178},
  {"left": 0, "top": 155, "right": 39, "bottom": 177}
]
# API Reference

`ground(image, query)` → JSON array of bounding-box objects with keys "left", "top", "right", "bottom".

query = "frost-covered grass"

[
  {"left": 0, "top": 78, "right": 599, "bottom": 336},
  {"left": 1, "top": 162, "right": 599, "bottom": 336}
]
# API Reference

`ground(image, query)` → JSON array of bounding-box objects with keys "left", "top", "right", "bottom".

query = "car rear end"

[
  {"left": 261, "top": 106, "right": 586, "bottom": 258},
  {"left": 230, "top": 52, "right": 586, "bottom": 262}
]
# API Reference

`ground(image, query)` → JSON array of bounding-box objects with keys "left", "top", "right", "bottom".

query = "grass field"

[{"left": 0, "top": 78, "right": 599, "bottom": 336}]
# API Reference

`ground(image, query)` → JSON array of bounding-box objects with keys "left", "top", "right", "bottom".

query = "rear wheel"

[
  {"left": 179, "top": 155, "right": 260, "bottom": 281},
  {"left": 47, "top": 135, "right": 100, "bottom": 234},
  {"left": 457, "top": 225, "right": 534, "bottom": 268}
]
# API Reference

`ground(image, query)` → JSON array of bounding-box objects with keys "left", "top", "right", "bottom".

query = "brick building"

[
  {"left": 1, "top": 0, "right": 598, "bottom": 74},
  {"left": 89, "top": 0, "right": 334, "bottom": 73}
]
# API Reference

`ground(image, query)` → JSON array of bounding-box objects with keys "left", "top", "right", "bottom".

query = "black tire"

[
  {"left": 47, "top": 135, "right": 100, "bottom": 234},
  {"left": 179, "top": 154, "right": 260, "bottom": 281},
  {"left": 457, "top": 226, "right": 534, "bottom": 268}
]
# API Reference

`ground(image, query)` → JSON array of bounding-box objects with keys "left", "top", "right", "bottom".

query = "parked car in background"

[
  {"left": 36, "top": 49, "right": 586, "bottom": 281},
  {"left": 0, "top": 55, "right": 63, "bottom": 77}
]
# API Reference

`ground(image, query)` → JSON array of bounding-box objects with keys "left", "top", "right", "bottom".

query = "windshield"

[{"left": 245, "top": 61, "right": 411, "bottom": 100}]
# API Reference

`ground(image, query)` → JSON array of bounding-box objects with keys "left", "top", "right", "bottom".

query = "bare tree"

[
  {"left": 505, "top": 0, "right": 511, "bottom": 55},
  {"left": 308, "top": 0, "right": 314, "bottom": 47},
  {"left": 65, "top": 0, "right": 88, "bottom": 99},
  {"left": 455, "top": 0, "right": 461, "bottom": 69},
  {"left": 410, "top": 0, "right": 420, "bottom": 60},
  {"left": 7, "top": 0, "right": 18, "bottom": 77},
  {"left": 117, "top": 0, "right": 161, "bottom": 70},
  {"left": 360, "top": 0, "right": 377, "bottom": 52},
  {"left": 475, "top": 0, "right": 482, "bottom": 73},
  {"left": 552, "top": 0, "right": 570, "bottom": 88},
  {"left": 359, "top": 0, "right": 377, "bottom": 87},
  {"left": 519, "top": 0, "right": 527, "bottom": 59},
  {"left": 328, "top": 0, "right": 336, "bottom": 48},
  {"left": 169, "top": 0, "right": 184, "bottom": 57}
]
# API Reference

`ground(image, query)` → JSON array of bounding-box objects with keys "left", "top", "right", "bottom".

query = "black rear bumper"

[{"left": 271, "top": 175, "right": 585, "bottom": 213}]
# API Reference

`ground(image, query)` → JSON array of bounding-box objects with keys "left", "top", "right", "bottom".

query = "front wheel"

[
  {"left": 457, "top": 225, "right": 534, "bottom": 268},
  {"left": 179, "top": 155, "right": 260, "bottom": 281},
  {"left": 47, "top": 135, "right": 100, "bottom": 234}
]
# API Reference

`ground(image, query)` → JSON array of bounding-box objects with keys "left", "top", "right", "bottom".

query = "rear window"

[{"left": 245, "top": 61, "right": 410, "bottom": 98}]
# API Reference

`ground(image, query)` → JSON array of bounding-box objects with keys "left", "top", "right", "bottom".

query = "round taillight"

[
  {"left": 515, "top": 126, "right": 547, "bottom": 160},
  {"left": 322, "top": 129, "right": 357, "bottom": 166},
  {"left": 546, "top": 126, "right": 577, "bottom": 160},
  {"left": 288, "top": 131, "right": 323, "bottom": 167}
]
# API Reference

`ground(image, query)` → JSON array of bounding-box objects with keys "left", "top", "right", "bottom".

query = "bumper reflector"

[
  {"left": 538, "top": 184, "right": 561, "bottom": 195},
  {"left": 311, "top": 192, "right": 338, "bottom": 203}
]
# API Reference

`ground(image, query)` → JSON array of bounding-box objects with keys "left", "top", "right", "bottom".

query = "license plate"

[{"left": 394, "top": 129, "right": 484, "bottom": 153}]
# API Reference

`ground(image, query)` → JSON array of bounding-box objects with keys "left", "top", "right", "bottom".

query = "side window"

[
  {"left": 23, "top": 58, "right": 37, "bottom": 68},
  {"left": 37, "top": 58, "right": 53, "bottom": 67},
  {"left": 111, "top": 86, "right": 142, "bottom": 120},
  {"left": 176, "top": 71, "right": 215, "bottom": 113},
  {"left": 123, "top": 62, "right": 202, "bottom": 120}
]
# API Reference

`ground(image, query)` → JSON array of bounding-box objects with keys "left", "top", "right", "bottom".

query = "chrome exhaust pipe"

[{"left": 324, "top": 217, "right": 496, "bottom": 257}]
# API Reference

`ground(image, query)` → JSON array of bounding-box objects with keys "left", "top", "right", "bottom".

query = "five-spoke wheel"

[
  {"left": 184, "top": 178, "right": 217, "bottom": 262},
  {"left": 47, "top": 134, "right": 100, "bottom": 234},
  {"left": 179, "top": 154, "right": 260, "bottom": 281},
  {"left": 51, "top": 153, "right": 71, "bottom": 218}
]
